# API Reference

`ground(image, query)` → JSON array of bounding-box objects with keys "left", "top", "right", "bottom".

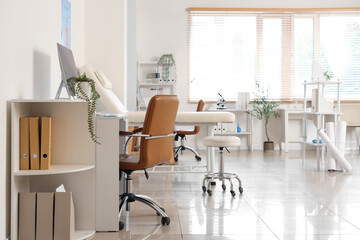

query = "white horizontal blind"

[
  {"left": 188, "top": 12, "right": 257, "bottom": 101},
  {"left": 188, "top": 9, "right": 360, "bottom": 101},
  {"left": 320, "top": 15, "right": 360, "bottom": 99}
]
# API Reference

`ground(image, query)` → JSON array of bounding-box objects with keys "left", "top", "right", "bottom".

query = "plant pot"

[
  {"left": 79, "top": 82, "right": 92, "bottom": 98},
  {"left": 264, "top": 141, "right": 274, "bottom": 151}
]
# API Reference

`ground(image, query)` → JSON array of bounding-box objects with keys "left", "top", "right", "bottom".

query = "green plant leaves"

[
  {"left": 248, "top": 82, "right": 279, "bottom": 142},
  {"left": 69, "top": 74, "right": 101, "bottom": 144}
]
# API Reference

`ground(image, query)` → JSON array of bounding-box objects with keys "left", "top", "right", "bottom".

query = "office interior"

[{"left": 2, "top": 0, "right": 360, "bottom": 239}]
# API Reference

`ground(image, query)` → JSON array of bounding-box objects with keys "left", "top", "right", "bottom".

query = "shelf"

[
  {"left": 303, "top": 80, "right": 341, "bottom": 85},
  {"left": 279, "top": 108, "right": 341, "bottom": 115},
  {"left": 14, "top": 165, "right": 95, "bottom": 176},
  {"left": 215, "top": 132, "right": 252, "bottom": 136},
  {"left": 139, "top": 83, "right": 174, "bottom": 87},
  {"left": 11, "top": 100, "right": 96, "bottom": 240},
  {"left": 96, "top": 112, "right": 127, "bottom": 119},
  {"left": 11, "top": 99, "right": 85, "bottom": 103},
  {"left": 288, "top": 140, "right": 304, "bottom": 143},
  {"left": 208, "top": 109, "right": 249, "bottom": 112},
  {"left": 302, "top": 141, "right": 326, "bottom": 147},
  {"left": 302, "top": 111, "right": 342, "bottom": 115},
  {"left": 138, "top": 61, "right": 158, "bottom": 65}
]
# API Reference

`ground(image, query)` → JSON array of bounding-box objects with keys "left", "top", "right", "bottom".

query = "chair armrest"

[
  {"left": 145, "top": 133, "right": 176, "bottom": 139},
  {"left": 119, "top": 127, "right": 143, "bottom": 136},
  {"left": 121, "top": 132, "right": 175, "bottom": 154},
  {"left": 133, "top": 128, "right": 143, "bottom": 134},
  {"left": 119, "top": 131, "right": 133, "bottom": 136}
]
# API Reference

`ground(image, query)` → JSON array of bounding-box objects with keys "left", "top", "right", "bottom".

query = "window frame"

[{"left": 187, "top": 8, "right": 360, "bottom": 103}]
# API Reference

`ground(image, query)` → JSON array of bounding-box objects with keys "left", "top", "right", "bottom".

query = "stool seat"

[{"left": 203, "top": 136, "right": 241, "bottom": 148}]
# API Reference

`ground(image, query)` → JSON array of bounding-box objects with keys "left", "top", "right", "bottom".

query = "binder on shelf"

[
  {"left": 40, "top": 117, "right": 52, "bottom": 170},
  {"left": 36, "top": 192, "right": 54, "bottom": 240},
  {"left": 18, "top": 192, "right": 36, "bottom": 240},
  {"left": 54, "top": 192, "right": 75, "bottom": 240},
  {"left": 29, "top": 117, "right": 40, "bottom": 170},
  {"left": 19, "top": 117, "right": 30, "bottom": 170}
]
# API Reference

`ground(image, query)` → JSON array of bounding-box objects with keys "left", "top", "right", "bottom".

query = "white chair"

[{"left": 202, "top": 136, "right": 243, "bottom": 197}]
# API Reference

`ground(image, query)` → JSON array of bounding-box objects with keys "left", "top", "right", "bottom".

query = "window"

[{"left": 188, "top": 9, "right": 360, "bottom": 101}]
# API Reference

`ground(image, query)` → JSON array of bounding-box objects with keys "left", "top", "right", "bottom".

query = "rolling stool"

[{"left": 202, "top": 136, "right": 243, "bottom": 197}]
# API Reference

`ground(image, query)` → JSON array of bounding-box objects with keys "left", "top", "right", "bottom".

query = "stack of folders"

[
  {"left": 20, "top": 117, "right": 52, "bottom": 170},
  {"left": 18, "top": 192, "right": 75, "bottom": 240}
]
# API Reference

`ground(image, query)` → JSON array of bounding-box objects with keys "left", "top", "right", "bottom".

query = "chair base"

[
  {"left": 201, "top": 147, "right": 243, "bottom": 197},
  {"left": 119, "top": 193, "right": 170, "bottom": 229},
  {"left": 118, "top": 171, "right": 171, "bottom": 230},
  {"left": 173, "top": 135, "right": 201, "bottom": 162},
  {"left": 173, "top": 145, "right": 201, "bottom": 162},
  {"left": 202, "top": 172, "right": 243, "bottom": 197}
]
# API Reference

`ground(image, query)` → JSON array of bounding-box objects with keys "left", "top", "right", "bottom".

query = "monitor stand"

[{"left": 55, "top": 75, "right": 76, "bottom": 99}]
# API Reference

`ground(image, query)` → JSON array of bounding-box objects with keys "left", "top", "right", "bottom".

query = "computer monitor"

[{"left": 55, "top": 43, "right": 79, "bottom": 99}]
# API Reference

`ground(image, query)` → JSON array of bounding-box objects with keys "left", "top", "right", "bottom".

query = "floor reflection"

[{"left": 90, "top": 150, "right": 360, "bottom": 239}]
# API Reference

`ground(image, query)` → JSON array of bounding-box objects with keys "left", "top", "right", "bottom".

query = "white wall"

[
  {"left": 0, "top": 0, "right": 84, "bottom": 238},
  {"left": 127, "top": 0, "right": 138, "bottom": 111},
  {"left": 137, "top": 0, "right": 360, "bottom": 150},
  {"left": 84, "top": 0, "right": 127, "bottom": 105}
]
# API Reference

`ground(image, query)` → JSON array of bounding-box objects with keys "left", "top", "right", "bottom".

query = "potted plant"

[
  {"left": 323, "top": 70, "right": 333, "bottom": 81},
  {"left": 157, "top": 54, "right": 176, "bottom": 83},
  {"left": 68, "top": 73, "right": 100, "bottom": 144},
  {"left": 248, "top": 81, "right": 279, "bottom": 151}
]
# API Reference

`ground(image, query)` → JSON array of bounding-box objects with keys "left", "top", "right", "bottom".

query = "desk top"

[
  {"left": 126, "top": 111, "right": 235, "bottom": 124},
  {"left": 278, "top": 108, "right": 341, "bottom": 115}
]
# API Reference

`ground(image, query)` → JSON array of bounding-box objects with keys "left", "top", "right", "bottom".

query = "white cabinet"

[
  {"left": 301, "top": 80, "right": 341, "bottom": 168},
  {"left": 95, "top": 116, "right": 126, "bottom": 231},
  {"left": 136, "top": 61, "right": 174, "bottom": 110},
  {"left": 208, "top": 109, "right": 253, "bottom": 151},
  {"left": 280, "top": 80, "right": 342, "bottom": 168},
  {"left": 301, "top": 80, "right": 342, "bottom": 146},
  {"left": 11, "top": 100, "right": 95, "bottom": 240}
]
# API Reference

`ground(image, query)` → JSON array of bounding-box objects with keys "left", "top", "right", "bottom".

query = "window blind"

[{"left": 188, "top": 9, "right": 360, "bottom": 101}]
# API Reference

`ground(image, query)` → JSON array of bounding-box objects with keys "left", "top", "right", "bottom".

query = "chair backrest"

[
  {"left": 193, "top": 99, "right": 205, "bottom": 134},
  {"left": 139, "top": 95, "right": 179, "bottom": 169}
]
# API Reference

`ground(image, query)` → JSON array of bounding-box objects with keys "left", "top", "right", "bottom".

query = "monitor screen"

[
  {"left": 56, "top": 43, "right": 79, "bottom": 98},
  {"left": 57, "top": 43, "right": 79, "bottom": 82}
]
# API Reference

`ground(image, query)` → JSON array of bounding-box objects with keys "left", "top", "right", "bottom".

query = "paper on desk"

[{"left": 56, "top": 184, "right": 66, "bottom": 192}]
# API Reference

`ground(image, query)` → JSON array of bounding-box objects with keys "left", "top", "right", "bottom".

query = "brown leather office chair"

[
  {"left": 173, "top": 99, "right": 205, "bottom": 162},
  {"left": 118, "top": 95, "right": 179, "bottom": 230}
]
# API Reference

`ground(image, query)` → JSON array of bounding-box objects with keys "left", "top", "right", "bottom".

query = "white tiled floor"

[{"left": 89, "top": 150, "right": 360, "bottom": 240}]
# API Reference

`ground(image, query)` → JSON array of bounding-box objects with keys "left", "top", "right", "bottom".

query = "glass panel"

[
  {"left": 320, "top": 15, "right": 360, "bottom": 99},
  {"left": 294, "top": 18, "right": 314, "bottom": 98},
  {"left": 189, "top": 15, "right": 256, "bottom": 100},
  {"left": 261, "top": 18, "right": 282, "bottom": 99}
]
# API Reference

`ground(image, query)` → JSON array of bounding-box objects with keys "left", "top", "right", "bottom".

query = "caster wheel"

[
  {"left": 161, "top": 217, "right": 171, "bottom": 225},
  {"left": 119, "top": 221, "right": 124, "bottom": 230},
  {"left": 230, "top": 190, "right": 236, "bottom": 197},
  {"left": 222, "top": 184, "right": 226, "bottom": 191},
  {"left": 207, "top": 189, "right": 212, "bottom": 196},
  {"left": 202, "top": 186, "right": 207, "bottom": 192},
  {"left": 157, "top": 207, "right": 165, "bottom": 216},
  {"left": 174, "top": 156, "right": 178, "bottom": 162},
  {"left": 210, "top": 181, "right": 216, "bottom": 186},
  {"left": 239, "top": 187, "right": 244, "bottom": 194},
  {"left": 195, "top": 156, "right": 201, "bottom": 161}
]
